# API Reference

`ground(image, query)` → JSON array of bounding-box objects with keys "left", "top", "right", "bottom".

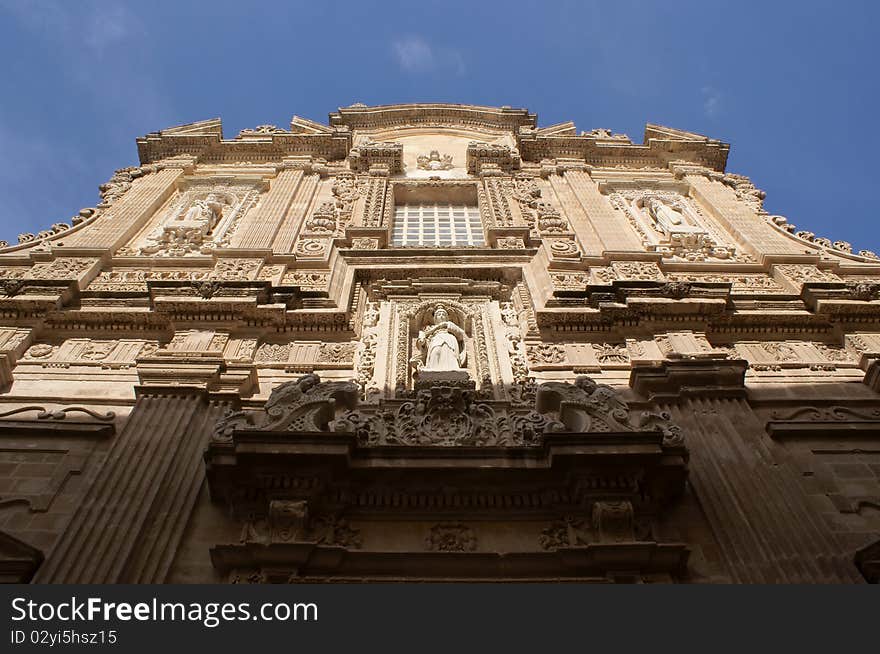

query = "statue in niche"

[
  {"left": 644, "top": 198, "right": 703, "bottom": 236},
  {"left": 415, "top": 306, "right": 467, "bottom": 372},
  {"left": 417, "top": 150, "right": 454, "bottom": 171}
]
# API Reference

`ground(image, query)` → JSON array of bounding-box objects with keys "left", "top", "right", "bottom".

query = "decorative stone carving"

[
  {"left": 349, "top": 139, "right": 403, "bottom": 174},
  {"left": 294, "top": 238, "right": 330, "bottom": 258},
  {"left": 609, "top": 261, "right": 664, "bottom": 281},
  {"left": 667, "top": 273, "right": 784, "bottom": 294},
  {"left": 317, "top": 342, "right": 357, "bottom": 364},
  {"left": 335, "top": 385, "right": 519, "bottom": 447},
  {"left": 239, "top": 124, "right": 286, "bottom": 135},
  {"left": 496, "top": 237, "right": 525, "bottom": 249},
  {"left": 212, "top": 259, "right": 262, "bottom": 281},
  {"left": 417, "top": 150, "right": 454, "bottom": 171},
  {"left": 351, "top": 237, "right": 379, "bottom": 250},
  {"left": 526, "top": 343, "right": 566, "bottom": 365},
  {"left": 255, "top": 343, "right": 290, "bottom": 362},
  {"left": 467, "top": 141, "right": 520, "bottom": 174},
  {"left": 303, "top": 172, "right": 362, "bottom": 238},
  {"left": 546, "top": 238, "right": 580, "bottom": 257},
  {"left": 268, "top": 500, "right": 309, "bottom": 542},
  {"left": 535, "top": 377, "right": 684, "bottom": 447},
  {"left": 539, "top": 517, "right": 591, "bottom": 549},
  {"left": 281, "top": 271, "right": 330, "bottom": 290},
  {"left": 425, "top": 523, "right": 477, "bottom": 552},
  {"left": 309, "top": 515, "right": 362, "bottom": 549},
  {"left": 86, "top": 268, "right": 214, "bottom": 292},
  {"left": 216, "top": 373, "right": 685, "bottom": 452},
  {"left": 592, "top": 343, "right": 629, "bottom": 365},
  {"left": 213, "top": 374, "right": 359, "bottom": 441},
  {"left": 354, "top": 302, "right": 381, "bottom": 401},
  {"left": 775, "top": 264, "right": 842, "bottom": 285},
  {"left": 26, "top": 258, "right": 96, "bottom": 280},
  {"left": 550, "top": 273, "right": 589, "bottom": 292},
  {"left": 98, "top": 167, "right": 139, "bottom": 207}
]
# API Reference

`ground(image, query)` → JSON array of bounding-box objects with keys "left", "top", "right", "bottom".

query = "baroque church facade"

[{"left": 0, "top": 103, "right": 877, "bottom": 583}]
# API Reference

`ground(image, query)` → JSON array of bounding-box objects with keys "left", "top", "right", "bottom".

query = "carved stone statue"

[
  {"left": 180, "top": 193, "right": 224, "bottom": 227},
  {"left": 416, "top": 307, "right": 466, "bottom": 371},
  {"left": 645, "top": 198, "right": 702, "bottom": 236}
]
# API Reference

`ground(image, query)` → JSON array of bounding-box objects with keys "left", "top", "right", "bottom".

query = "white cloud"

[
  {"left": 702, "top": 86, "right": 722, "bottom": 117},
  {"left": 391, "top": 35, "right": 466, "bottom": 75},
  {"left": 392, "top": 35, "right": 435, "bottom": 72}
]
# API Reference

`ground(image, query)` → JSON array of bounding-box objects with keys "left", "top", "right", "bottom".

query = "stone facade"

[{"left": 0, "top": 103, "right": 877, "bottom": 583}]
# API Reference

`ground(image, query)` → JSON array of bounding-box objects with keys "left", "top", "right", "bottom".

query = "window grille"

[{"left": 391, "top": 204, "right": 484, "bottom": 247}]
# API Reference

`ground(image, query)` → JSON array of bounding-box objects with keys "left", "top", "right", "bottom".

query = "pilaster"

[
  {"left": 546, "top": 172, "right": 602, "bottom": 257},
  {"left": 60, "top": 167, "right": 185, "bottom": 252},
  {"left": 230, "top": 168, "right": 303, "bottom": 249},
  {"left": 630, "top": 359, "right": 864, "bottom": 583},
  {"left": 32, "top": 386, "right": 229, "bottom": 583},
  {"left": 684, "top": 173, "right": 805, "bottom": 260},
  {"left": 561, "top": 169, "right": 643, "bottom": 254},
  {"left": 272, "top": 173, "right": 320, "bottom": 253}
]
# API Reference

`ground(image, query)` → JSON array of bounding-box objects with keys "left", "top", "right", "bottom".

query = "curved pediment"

[{"left": 329, "top": 102, "right": 536, "bottom": 134}]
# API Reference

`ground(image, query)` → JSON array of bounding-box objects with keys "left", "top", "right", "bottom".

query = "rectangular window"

[{"left": 392, "top": 204, "right": 484, "bottom": 247}]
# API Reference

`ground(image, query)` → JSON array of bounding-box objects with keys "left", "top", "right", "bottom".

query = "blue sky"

[{"left": 1, "top": 0, "right": 878, "bottom": 250}]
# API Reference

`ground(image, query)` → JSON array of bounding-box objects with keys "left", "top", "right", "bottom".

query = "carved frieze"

[
  {"left": 253, "top": 341, "right": 357, "bottom": 369},
  {"left": 86, "top": 268, "right": 214, "bottom": 292},
  {"left": 281, "top": 271, "right": 330, "bottom": 292},
  {"left": 593, "top": 262, "right": 665, "bottom": 283},
  {"left": 667, "top": 273, "right": 784, "bottom": 294},
  {"left": 20, "top": 338, "right": 157, "bottom": 369},
  {"left": 26, "top": 258, "right": 98, "bottom": 281}
]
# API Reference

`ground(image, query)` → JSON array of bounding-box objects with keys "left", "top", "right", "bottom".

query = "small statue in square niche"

[{"left": 417, "top": 150, "right": 454, "bottom": 171}]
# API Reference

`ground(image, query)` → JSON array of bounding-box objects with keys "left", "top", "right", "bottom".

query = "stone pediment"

[{"left": 329, "top": 103, "right": 537, "bottom": 134}]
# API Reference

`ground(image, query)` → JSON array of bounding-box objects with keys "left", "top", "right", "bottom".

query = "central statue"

[{"left": 416, "top": 307, "right": 466, "bottom": 371}]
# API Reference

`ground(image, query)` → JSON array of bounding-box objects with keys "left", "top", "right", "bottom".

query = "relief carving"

[
  {"left": 425, "top": 523, "right": 477, "bottom": 552},
  {"left": 608, "top": 190, "right": 739, "bottom": 261},
  {"left": 132, "top": 182, "right": 259, "bottom": 256},
  {"left": 416, "top": 150, "right": 454, "bottom": 171}
]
